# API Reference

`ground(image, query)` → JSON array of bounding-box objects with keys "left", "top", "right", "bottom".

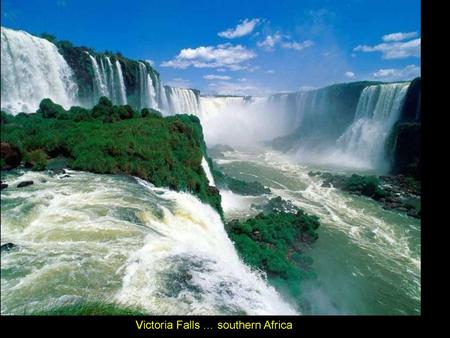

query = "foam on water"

[{"left": 1, "top": 170, "right": 295, "bottom": 315}]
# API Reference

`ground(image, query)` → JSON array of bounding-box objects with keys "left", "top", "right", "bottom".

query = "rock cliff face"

[{"left": 386, "top": 77, "right": 421, "bottom": 179}]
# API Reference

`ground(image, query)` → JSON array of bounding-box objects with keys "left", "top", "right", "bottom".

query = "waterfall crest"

[
  {"left": 1, "top": 26, "right": 78, "bottom": 114},
  {"left": 165, "top": 87, "right": 200, "bottom": 115}
]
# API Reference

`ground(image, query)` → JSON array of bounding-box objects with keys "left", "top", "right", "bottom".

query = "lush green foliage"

[
  {"left": 225, "top": 197, "right": 320, "bottom": 302},
  {"left": 342, "top": 174, "right": 386, "bottom": 200},
  {"left": 24, "top": 149, "right": 48, "bottom": 171},
  {"left": 1, "top": 98, "right": 222, "bottom": 215},
  {"left": 26, "top": 300, "right": 146, "bottom": 316}
]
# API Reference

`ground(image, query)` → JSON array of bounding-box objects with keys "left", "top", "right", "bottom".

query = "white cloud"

[
  {"left": 218, "top": 18, "right": 261, "bottom": 39},
  {"left": 161, "top": 43, "right": 256, "bottom": 70},
  {"left": 281, "top": 40, "right": 314, "bottom": 51},
  {"left": 382, "top": 31, "right": 418, "bottom": 42},
  {"left": 258, "top": 33, "right": 313, "bottom": 52},
  {"left": 203, "top": 74, "right": 232, "bottom": 81},
  {"left": 372, "top": 64, "right": 420, "bottom": 80},
  {"left": 344, "top": 71, "right": 355, "bottom": 78},
  {"left": 266, "top": 69, "right": 275, "bottom": 74},
  {"left": 257, "top": 33, "right": 282, "bottom": 51},
  {"left": 354, "top": 37, "right": 420, "bottom": 59}
]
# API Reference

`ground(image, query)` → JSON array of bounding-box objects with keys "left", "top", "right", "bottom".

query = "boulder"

[
  {"left": 1, "top": 243, "right": 17, "bottom": 252},
  {"left": 1, "top": 142, "right": 22, "bottom": 170},
  {"left": 17, "top": 180, "right": 34, "bottom": 188}
]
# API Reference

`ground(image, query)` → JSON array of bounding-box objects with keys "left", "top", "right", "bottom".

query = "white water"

[
  {"left": 86, "top": 53, "right": 127, "bottom": 105},
  {"left": 330, "top": 83, "right": 410, "bottom": 170},
  {"left": 215, "top": 150, "right": 421, "bottom": 314},
  {"left": 1, "top": 26, "right": 78, "bottom": 114},
  {"left": 137, "top": 62, "right": 157, "bottom": 110},
  {"left": 198, "top": 95, "right": 294, "bottom": 148},
  {"left": 194, "top": 83, "right": 410, "bottom": 172},
  {"left": 165, "top": 87, "right": 200, "bottom": 115},
  {"left": 201, "top": 157, "right": 216, "bottom": 187},
  {"left": 115, "top": 60, "right": 127, "bottom": 105},
  {"left": 1, "top": 170, "right": 295, "bottom": 315}
]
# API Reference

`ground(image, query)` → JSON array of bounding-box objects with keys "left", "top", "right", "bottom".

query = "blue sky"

[{"left": 1, "top": 0, "right": 421, "bottom": 95}]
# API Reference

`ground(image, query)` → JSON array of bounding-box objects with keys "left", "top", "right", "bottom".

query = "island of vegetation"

[{"left": 1, "top": 97, "right": 222, "bottom": 215}]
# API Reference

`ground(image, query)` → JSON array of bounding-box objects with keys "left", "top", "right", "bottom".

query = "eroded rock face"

[{"left": 1, "top": 142, "right": 22, "bottom": 170}]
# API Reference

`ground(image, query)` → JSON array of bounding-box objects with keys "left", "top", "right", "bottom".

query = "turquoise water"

[{"left": 215, "top": 150, "right": 421, "bottom": 315}]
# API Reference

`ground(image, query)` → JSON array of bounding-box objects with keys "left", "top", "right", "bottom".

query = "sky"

[{"left": 1, "top": 0, "right": 421, "bottom": 96}]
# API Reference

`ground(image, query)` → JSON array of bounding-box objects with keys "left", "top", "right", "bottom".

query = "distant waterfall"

[
  {"left": 0, "top": 26, "right": 78, "bottom": 114},
  {"left": 87, "top": 53, "right": 127, "bottom": 105},
  {"left": 333, "top": 83, "right": 410, "bottom": 169},
  {"left": 165, "top": 87, "right": 200, "bottom": 115},
  {"left": 137, "top": 62, "right": 157, "bottom": 110},
  {"left": 197, "top": 82, "right": 411, "bottom": 171}
]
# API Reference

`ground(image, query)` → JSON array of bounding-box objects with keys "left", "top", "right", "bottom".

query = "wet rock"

[
  {"left": 52, "top": 168, "right": 66, "bottom": 175},
  {"left": 60, "top": 174, "right": 71, "bottom": 178},
  {"left": 17, "top": 180, "right": 34, "bottom": 188},
  {"left": 1, "top": 182, "right": 8, "bottom": 190},
  {"left": 321, "top": 181, "right": 332, "bottom": 188},
  {"left": 1, "top": 243, "right": 17, "bottom": 252},
  {"left": 1, "top": 142, "right": 22, "bottom": 170}
]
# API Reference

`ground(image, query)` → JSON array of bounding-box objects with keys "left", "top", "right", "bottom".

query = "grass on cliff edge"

[{"left": 1, "top": 97, "right": 222, "bottom": 215}]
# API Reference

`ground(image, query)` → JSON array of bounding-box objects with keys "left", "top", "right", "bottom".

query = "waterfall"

[
  {"left": 197, "top": 82, "right": 411, "bottom": 171},
  {"left": 1, "top": 170, "right": 295, "bottom": 315},
  {"left": 87, "top": 53, "right": 108, "bottom": 100},
  {"left": 137, "top": 62, "right": 157, "bottom": 110},
  {"left": 165, "top": 87, "right": 200, "bottom": 115},
  {"left": 114, "top": 60, "right": 127, "bottom": 105},
  {"left": 201, "top": 157, "right": 216, "bottom": 187},
  {"left": 1, "top": 26, "right": 78, "bottom": 114},
  {"left": 332, "top": 82, "right": 410, "bottom": 170},
  {"left": 86, "top": 53, "right": 127, "bottom": 105}
]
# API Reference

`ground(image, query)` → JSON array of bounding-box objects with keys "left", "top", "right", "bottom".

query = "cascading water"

[
  {"left": 201, "top": 157, "right": 216, "bottom": 187},
  {"left": 87, "top": 53, "right": 108, "bottom": 100},
  {"left": 86, "top": 53, "right": 128, "bottom": 106},
  {"left": 165, "top": 87, "right": 200, "bottom": 115},
  {"left": 115, "top": 60, "right": 127, "bottom": 105},
  {"left": 0, "top": 26, "right": 78, "bottom": 114},
  {"left": 137, "top": 62, "right": 157, "bottom": 110},
  {"left": 0, "top": 170, "right": 295, "bottom": 315},
  {"left": 330, "top": 83, "right": 410, "bottom": 170},
  {"left": 196, "top": 82, "right": 411, "bottom": 172}
]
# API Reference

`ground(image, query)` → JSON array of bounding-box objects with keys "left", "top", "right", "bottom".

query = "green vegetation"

[
  {"left": 225, "top": 197, "right": 320, "bottom": 304},
  {"left": 342, "top": 174, "right": 386, "bottom": 200},
  {"left": 214, "top": 169, "right": 271, "bottom": 196},
  {"left": 26, "top": 300, "right": 146, "bottom": 316},
  {"left": 1, "top": 98, "right": 222, "bottom": 215}
]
